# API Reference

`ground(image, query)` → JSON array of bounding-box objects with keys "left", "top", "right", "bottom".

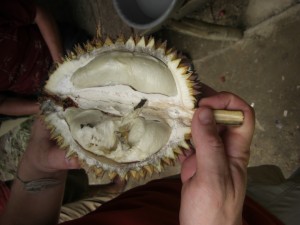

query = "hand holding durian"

[{"left": 1, "top": 90, "right": 254, "bottom": 225}]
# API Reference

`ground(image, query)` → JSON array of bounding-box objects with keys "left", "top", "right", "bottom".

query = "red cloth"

[
  {"left": 61, "top": 178, "right": 284, "bottom": 225},
  {"left": 0, "top": 181, "right": 10, "bottom": 216},
  {"left": 0, "top": 0, "right": 52, "bottom": 95}
]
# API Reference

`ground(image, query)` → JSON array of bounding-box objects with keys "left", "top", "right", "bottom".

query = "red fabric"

[
  {"left": 63, "top": 179, "right": 181, "bottom": 225},
  {"left": 0, "top": 0, "right": 52, "bottom": 95},
  {"left": 62, "top": 178, "right": 283, "bottom": 225},
  {"left": 0, "top": 181, "right": 10, "bottom": 216}
]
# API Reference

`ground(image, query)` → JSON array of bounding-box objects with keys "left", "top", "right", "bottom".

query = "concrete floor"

[
  {"left": 160, "top": 3, "right": 300, "bottom": 177},
  {"left": 38, "top": 0, "right": 299, "bottom": 179}
]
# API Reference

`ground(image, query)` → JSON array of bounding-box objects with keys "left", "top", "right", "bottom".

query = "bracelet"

[{"left": 16, "top": 174, "right": 62, "bottom": 193}]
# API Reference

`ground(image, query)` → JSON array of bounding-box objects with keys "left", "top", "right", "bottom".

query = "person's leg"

[{"left": 247, "top": 165, "right": 300, "bottom": 225}]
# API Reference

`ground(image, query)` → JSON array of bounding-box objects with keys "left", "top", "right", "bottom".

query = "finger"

[
  {"left": 30, "top": 118, "right": 50, "bottom": 138},
  {"left": 192, "top": 107, "right": 228, "bottom": 179},
  {"left": 180, "top": 154, "right": 197, "bottom": 183},
  {"left": 47, "top": 146, "right": 80, "bottom": 171},
  {"left": 199, "top": 92, "right": 255, "bottom": 159}
]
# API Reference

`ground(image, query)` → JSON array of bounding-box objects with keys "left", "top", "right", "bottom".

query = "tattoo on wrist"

[{"left": 16, "top": 173, "right": 62, "bottom": 193}]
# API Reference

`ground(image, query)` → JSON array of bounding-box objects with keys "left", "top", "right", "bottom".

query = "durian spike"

[
  {"left": 108, "top": 171, "right": 117, "bottom": 180},
  {"left": 130, "top": 170, "right": 138, "bottom": 180},
  {"left": 74, "top": 44, "right": 84, "bottom": 55},
  {"left": 115, "top": 34, "right": 125, "bottom": 45},
  {"left": 104, "top": 37, "right": 113, "bottom": 46},
  {"left": 84, "top": 41, "right": 94, "bottom": 52},
  {"left": 144, "top": 165, "right": 154, "bottom": 176},
  {"left": 138, "top": 169, "right": 145, "bottom": 178},
  {"left": 137, "top": 36, "right": 146, "bottom": 47},
  {"left": 146, "top": 36, "right": 155, "bottom": 49},
  {"left": 162, "top": 157, "right": 172, "bottom": 166},
  {"left": 173, "top": 147, "right": 183, "bottom": 155},
  {"left": 94, "top": 167, "right": 103, "bottom": 176},
  {"left": 156, "top": 41, "right": 167, "bottom": 55},
  {"left": 124, "top": 174, "right": 129, "bottom": 181},
  {"left": 65, "top": 149, "right": 76, "bottom": 158},
  {"left": 154, "top": 162, "right": 162, "bottom": 173},
  {"left": 125, "top": 36, "right": 135, "bottom": 49},
  {"left": 92, "top": 37, "right": 103, "bottom": 48},
  {"left": 96, "top": 23, "right": 102, "bottom": 39}
]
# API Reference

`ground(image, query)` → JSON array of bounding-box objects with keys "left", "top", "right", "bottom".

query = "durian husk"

[{"left": 42, "top": 34, "right": 201, "bottom": 181}]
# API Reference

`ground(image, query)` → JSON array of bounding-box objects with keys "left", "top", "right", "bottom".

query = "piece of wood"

[{"left": 213, "top": 109, "right": 244, "bottom": 125}]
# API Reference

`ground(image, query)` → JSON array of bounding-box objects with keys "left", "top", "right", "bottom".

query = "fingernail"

[{"left": 198, "top": 107, "right": 214, "bottom": 125}]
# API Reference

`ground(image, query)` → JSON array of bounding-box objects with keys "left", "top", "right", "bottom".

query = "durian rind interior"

[{"left": 43, "top": 36, "right": 200, "bottom": 179}]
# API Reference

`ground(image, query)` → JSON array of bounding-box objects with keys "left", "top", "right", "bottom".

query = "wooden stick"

[{"left": 213, "top": 110, "right": 244, "bottom": 125}]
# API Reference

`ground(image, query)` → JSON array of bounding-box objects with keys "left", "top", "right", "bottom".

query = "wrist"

[
  {"left": 19, "top": 151, "right": 67, "bottom": 181},
  {"left": 16, "top": 156, "right": 67, "bottom": 193}
]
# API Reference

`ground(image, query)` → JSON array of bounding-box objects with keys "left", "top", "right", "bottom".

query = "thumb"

[
  {"left": 192, "top": 107, "right": 228, "bottom": 179},
  {"left": 47, "top": 147, "right": 81, "bottom": 171}
]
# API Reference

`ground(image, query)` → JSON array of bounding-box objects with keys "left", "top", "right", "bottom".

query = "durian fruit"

[{"left": 41, "top": 35, "right": 200, "bottom": 180}]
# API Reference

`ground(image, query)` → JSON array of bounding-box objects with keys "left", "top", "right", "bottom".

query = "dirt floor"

[{"left": 36, "top": 0, "right": 299, "bottom": 180}]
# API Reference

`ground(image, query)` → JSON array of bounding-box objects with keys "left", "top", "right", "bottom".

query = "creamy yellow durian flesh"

[{"left": 42, "top": 36, "right": 200, "bottom": 180}]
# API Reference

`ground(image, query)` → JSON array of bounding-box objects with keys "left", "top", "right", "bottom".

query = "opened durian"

[{"left": 42, "top": 35, "right": 201, "bottom": 180}]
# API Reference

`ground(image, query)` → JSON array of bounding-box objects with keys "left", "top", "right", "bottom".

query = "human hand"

[
  {"left": 180, "top": 92, "right": 255, "bottom": 225},
  {"left": 0, "top": 119, "right": 80, "bottom": 225},
  {"left": 19, "top": 118, "right": 80, "bottom": 179}
]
